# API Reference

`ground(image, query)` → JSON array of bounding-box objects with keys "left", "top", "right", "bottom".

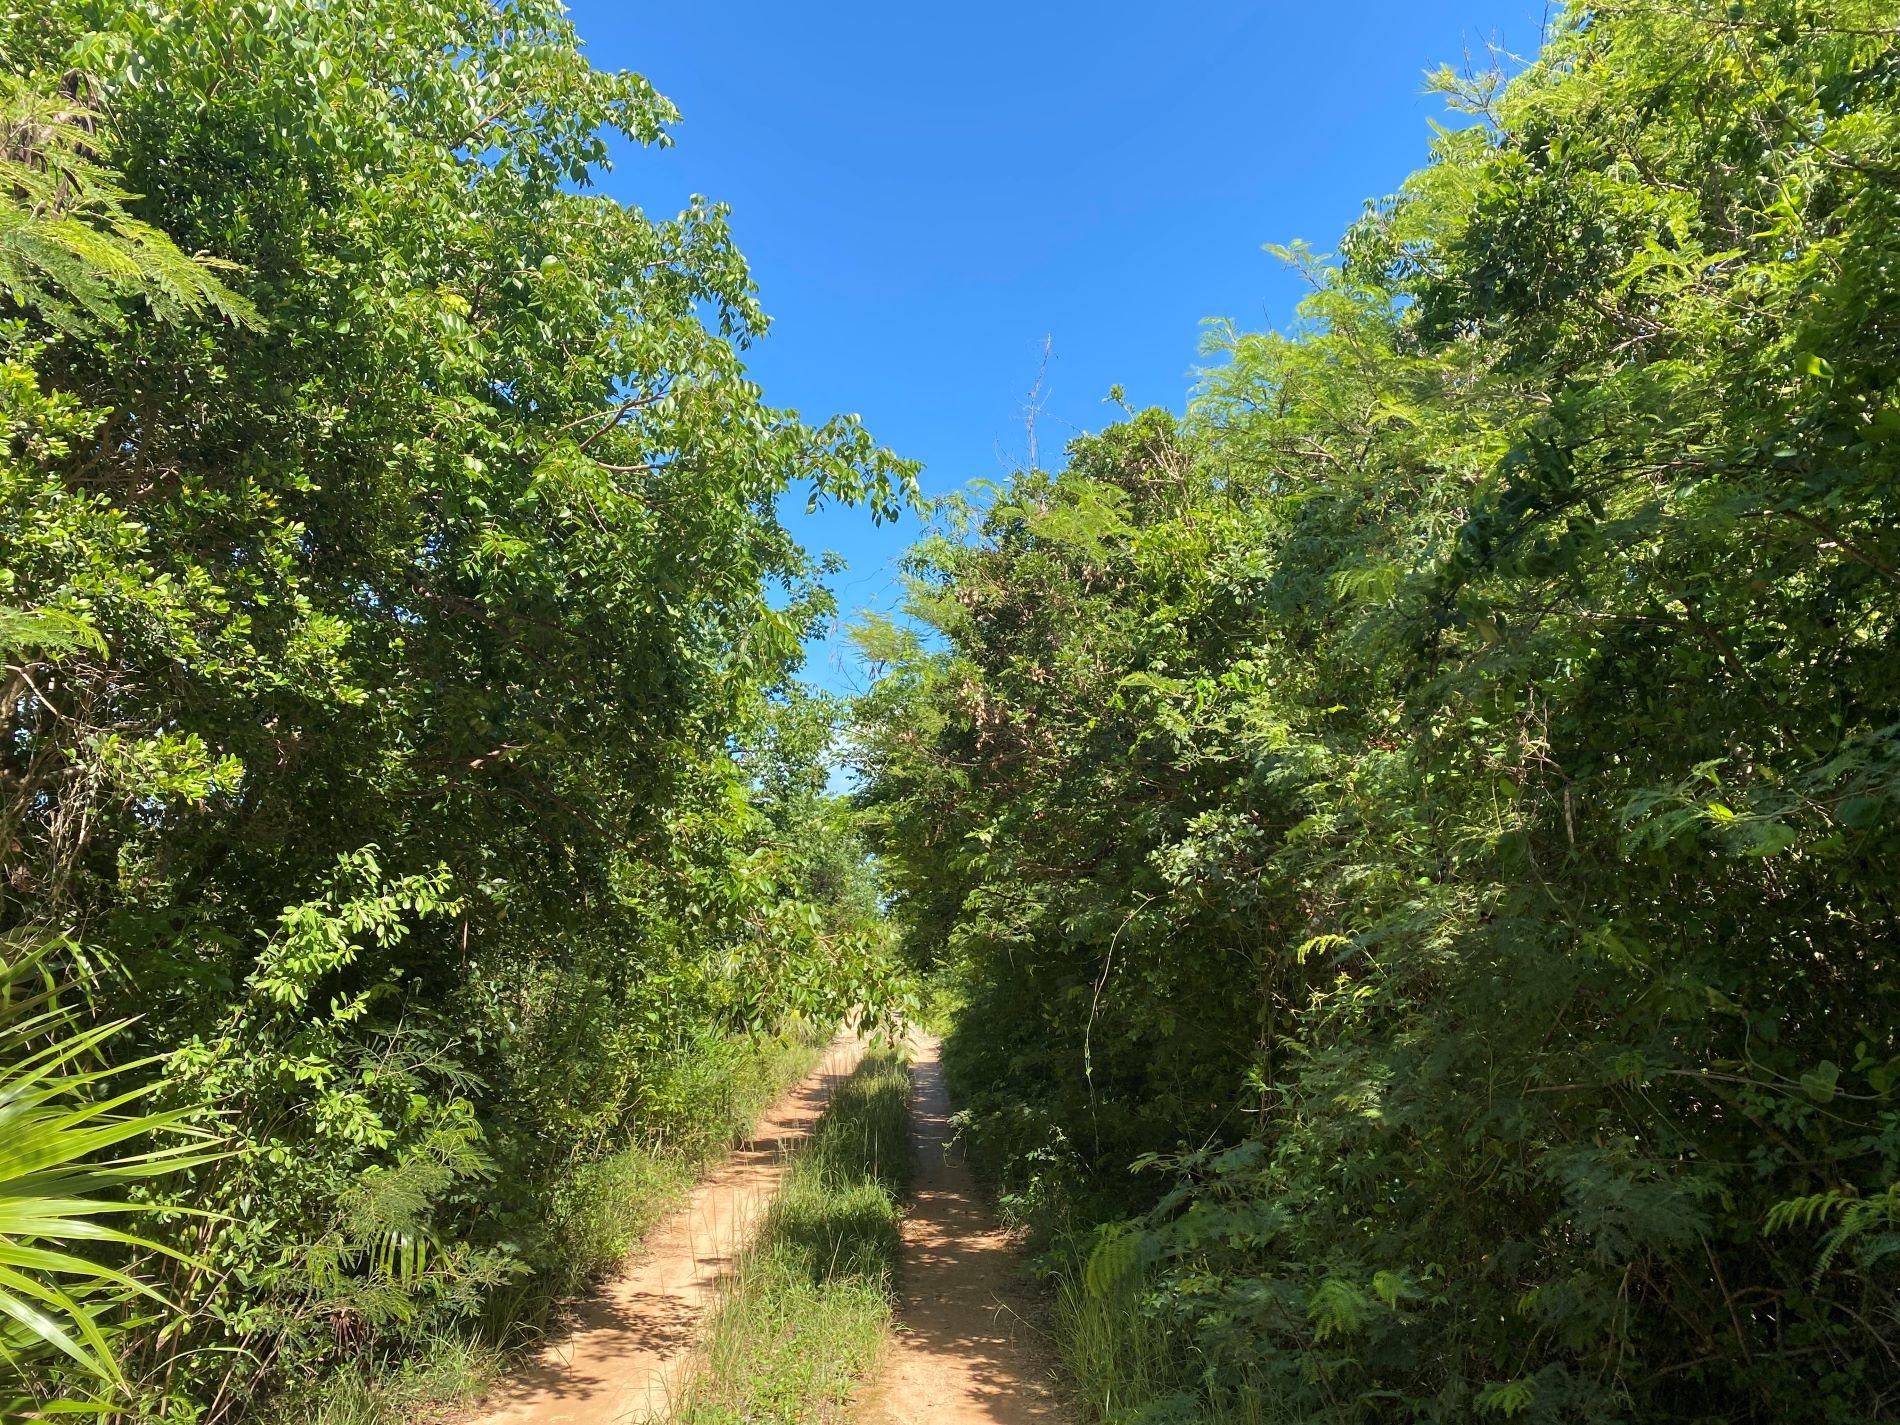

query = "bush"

[{"left": 855, "top": 4, "right": 1900, "bottom": 1421}]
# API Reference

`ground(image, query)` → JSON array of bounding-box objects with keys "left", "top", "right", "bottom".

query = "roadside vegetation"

[
  {"left": 0, "top": 1, "right": 910, "bottom": 1418},
  {"left": 267, "top": 1028, "right": 829, "bottom": 1425},
  {"left": 854, "top": 4, "right": 1900, "bottom": 1423},
  {"left": 6, "top": 0, "right": 1898, "bottom": 1422},
  {"left": 668, "top": 1049, "right": 912, "bottom": 1425}
]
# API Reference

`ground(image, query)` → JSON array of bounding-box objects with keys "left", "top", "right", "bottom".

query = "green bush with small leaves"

[
  {"left": 0, "top": 2, "right": 910, "bottom": 1416},
  {"left": 855, "top": 4, "right": 1900, "bottom": 1422}
]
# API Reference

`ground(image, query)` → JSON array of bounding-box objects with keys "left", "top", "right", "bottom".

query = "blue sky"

[{"left": 565, "top": 1, "right": 1551, "bottom": 694}]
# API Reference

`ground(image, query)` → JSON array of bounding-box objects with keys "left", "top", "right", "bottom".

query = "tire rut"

[
  {"left": 462, "top": 1033, "right": 867, "bottom": 1425},
  {"left": 870, "top": 1035, "right": 1067, "bottom": 1425}
]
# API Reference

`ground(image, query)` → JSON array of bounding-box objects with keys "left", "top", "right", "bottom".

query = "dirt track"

[
  {"left": 465, "top": 1033, "right": 866, "bottom": 1425},
  {"left": 869, "top": 1036, "right": 1067, "bottom": 1425}
]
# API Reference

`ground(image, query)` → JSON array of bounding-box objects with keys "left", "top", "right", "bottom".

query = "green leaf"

[{"left": 1800, "top": 1062, "right": 1840, "bottom": 1105}]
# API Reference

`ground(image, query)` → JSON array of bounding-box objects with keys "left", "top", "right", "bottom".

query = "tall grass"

[
  {"left": 263, "top": 1332, "right": 504, "bottom": 1425},
  {"left": 528, "top": 1025, "right": 828, "bottom": 1300},
  {"left": 1060, "top": 1262, "right": 1182, "bottom": 1423},
  {"left": 667, "top": 1049, "right": 911, "bottom": 1425},
  {"left": 1057, "top": 1236, "right": 1270, "bottom": 1425}
]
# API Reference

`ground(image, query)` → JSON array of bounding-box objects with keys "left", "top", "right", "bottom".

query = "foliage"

[
  {"left": 0, "top": 934, "right": 217, "bottom": 1417},
  {"left": 0, "top": 2, "right": 911, "bottom": 1415},
  {"left": 855, "top": 3, "right": 1900, "bottom": 1422},
  {"left": 0, "top": 71, "right": 257, "bottom": 335}
]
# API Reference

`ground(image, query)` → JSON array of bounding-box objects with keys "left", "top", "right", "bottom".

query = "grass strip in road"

[{"left": 667, "top": 1047, "right": 912, "bottom": 1425}]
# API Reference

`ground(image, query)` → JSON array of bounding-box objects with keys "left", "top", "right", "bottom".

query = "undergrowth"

[
  {"left": 262, "top": 1334, "right": 503, "bottom": 1425},
  {"left": 525, "top": 1026, "right": 828, "bottom": 1302},
  {"left": 269, "top": 1025, "right": 829, "bottom": 1425},
  {"left": 666, "top": 1047, "right": 911, "bottom": 1425}
]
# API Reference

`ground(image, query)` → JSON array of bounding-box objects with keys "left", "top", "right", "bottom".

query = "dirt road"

[
  {"left": 466, "top": 1033, "right": 866, "bottom": 1425},
  {"left": 870, "top": 1036, "right": 1067, "bottom": 1425}
]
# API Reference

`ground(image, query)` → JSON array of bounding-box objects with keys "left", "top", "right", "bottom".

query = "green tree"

[
  {"left": 857, "top": 3, "right": 1900, "bottom": 1420},
  {"left": 1, "top": 2, "right": 913, "bottom": 1413}
]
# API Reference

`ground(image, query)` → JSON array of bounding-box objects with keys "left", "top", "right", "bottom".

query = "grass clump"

[
  {"left": 265, "top": 1332, "right": 504, "bottom": 1425},
  {"left": 1056, "top": 1243, "right": 1270, "bottom": 1425},
  {"left": 1060, "top": 1262, "right": 1179, "bottom": 1425},
  {"left": 669, "top": 1048, "right": 912, "bottom": 1425},
  {"left": 535, "top": 1146, "right": 698, "bottom": 1299}
]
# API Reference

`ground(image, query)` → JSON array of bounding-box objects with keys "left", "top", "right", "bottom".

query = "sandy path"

[
  {"left": 871, "top": 1036, "right": 1067, "bottom": 1425},
  {"left": 466, "top": 1033, "right": 866, "bottom": 1425}
]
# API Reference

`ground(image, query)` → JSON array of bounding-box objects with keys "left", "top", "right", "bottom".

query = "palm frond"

[{"left": 0, "top": 935, "right": 223, "bottom": 1405}]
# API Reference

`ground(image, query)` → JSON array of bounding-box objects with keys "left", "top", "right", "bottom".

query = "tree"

[
  {"left": 857, "top": 3, "right": 1900, "bottom": 1419},
  {"left": 1, "top": 2, "right": 914, "bottom": 1412}
]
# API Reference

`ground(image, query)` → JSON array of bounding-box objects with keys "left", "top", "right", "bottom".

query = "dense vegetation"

[
  {"left": 855, "top": 4, "right": 1900, "bottom": 1422},
  {"left": 0, "top": 1, "right": 909, "bottom": 1417},
  {"left": 9, "top": 0, "right": 1900, "bottom": 1421}
]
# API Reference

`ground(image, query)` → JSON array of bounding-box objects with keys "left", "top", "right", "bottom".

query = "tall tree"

[{"left": 1, "top": 2, "right": 913, "bottom": 1413}]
